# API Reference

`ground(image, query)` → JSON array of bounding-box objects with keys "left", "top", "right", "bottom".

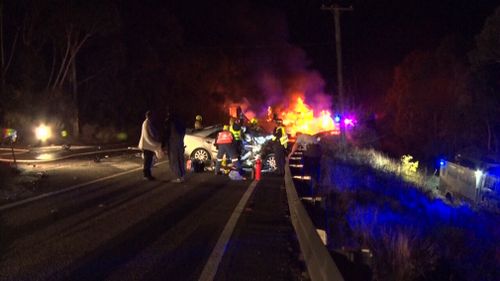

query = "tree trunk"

[
  {"left": 0, "top": 5, "right": 19, "bottom": 89},
  {"left": 71, "top": 60, "right": 80, "bottom": 138},
  {"left": 486, "top": 119, "right": 492, "bottom": 151}
]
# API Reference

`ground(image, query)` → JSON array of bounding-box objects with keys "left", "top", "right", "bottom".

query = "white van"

[{"left": 439, "top": 156, "right": 500, "bottom": 211}]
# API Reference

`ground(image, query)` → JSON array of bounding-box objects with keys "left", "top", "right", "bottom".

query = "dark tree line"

[
  {"left": 0, "top": 0, "right": 256, "bottom": 143},
  {"left": 381, "top": 6, "right": 500, "bottom": 163},
  {"left": 0, "top": 0, "right": 498, "bottom": 160}
]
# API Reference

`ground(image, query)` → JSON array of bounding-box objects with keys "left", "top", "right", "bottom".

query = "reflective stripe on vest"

[
  {"left": 229, "top": 125, "right": 241, "bottom": 141},
  {"left": 216, "top": 130, "right": 234, "bottom": 144},
  {"left": 277, "top": 126, "right": 288, "bottom": 148}
]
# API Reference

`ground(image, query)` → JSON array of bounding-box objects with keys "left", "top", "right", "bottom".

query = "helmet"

[
  {"left": 275, "top": 118, "right": 283, "bottom": 124},
  {"left": 250, "top": 118, "right": 258, "bottom": 125},
  {"left": 196, "top": 115, "right": 202, "bottom": 121}
]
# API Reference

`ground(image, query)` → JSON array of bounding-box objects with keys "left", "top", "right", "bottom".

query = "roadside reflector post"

[
  {"left": 10, "top": 140, "right": 17, "bottom": 168},
  {"left": 5, "top": 129, "right": 18, "bottom": 169}
]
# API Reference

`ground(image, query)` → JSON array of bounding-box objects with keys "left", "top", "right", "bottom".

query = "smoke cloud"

[{"left": 201, "top": 1, "right": 334, "bottom": 118}]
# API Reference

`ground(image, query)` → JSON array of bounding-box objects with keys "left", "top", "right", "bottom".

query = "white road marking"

[
  {"left": 0, "top": 147, "right": 140, "bottom": 163},
  {"left": 0, "top": 162, "right": 166, "bottom": 211},
  {"left": 198, "top": 180, "right": 258, "bottom": 281}
]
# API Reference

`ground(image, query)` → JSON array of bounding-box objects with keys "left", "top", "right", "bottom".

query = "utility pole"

[{"left": 321, "top": 3, "right": 352, "bottom": 144}]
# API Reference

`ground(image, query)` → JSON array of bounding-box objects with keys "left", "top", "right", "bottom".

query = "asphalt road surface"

[{"left": 0, "top": 154, "right": 305, "bottom": 281}]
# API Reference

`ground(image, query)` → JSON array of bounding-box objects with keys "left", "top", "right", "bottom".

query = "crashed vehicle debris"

[
  {"left": 184, "top": 97, "right": 343, "bottom": 172},
  {"left": 183, "top": 124, "right": 277, "bottom": 172}
]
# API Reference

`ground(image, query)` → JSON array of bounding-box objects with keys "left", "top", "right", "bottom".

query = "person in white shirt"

[{"left": 138, "top": 110, "right": 162, "bottom": 180}]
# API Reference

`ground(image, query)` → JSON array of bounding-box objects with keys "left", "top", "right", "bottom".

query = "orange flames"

[{"left": 277, "top": 97, "right": 339, "bottom": 136}]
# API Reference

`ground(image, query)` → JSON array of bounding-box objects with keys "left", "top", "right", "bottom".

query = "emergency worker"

[
  {"left": 248, "top": 118, "right": 261, "bottom": 133},
  {"left": 194, "top": 115, "right": 203, "bottom": 130},
  {"left": 272, "top": 118, "right": 288, "bottom": 176},
  {"left": 214, "top": 125, "right": 240, "bottom": 175},
  {"left": 229, "top": 117, "right": 244, "bottom": 158},
  {"left": 236, "top": 106, "right": 249, "bottom": 124}
]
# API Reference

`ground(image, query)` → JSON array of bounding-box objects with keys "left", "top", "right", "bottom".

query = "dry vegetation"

[{"left": 319, "top": 142, "right": 500, "bottom": 281}]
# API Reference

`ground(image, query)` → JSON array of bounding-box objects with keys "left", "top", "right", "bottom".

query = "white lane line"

[
  {"left": 0, "top": 147, "right": 140, "bottom": 163},
  {"left": 0, "top": 162, "right": 166, "bottom": 212},
  {"left": 198, "top": 180, "right": 258, "bottom": 281}
]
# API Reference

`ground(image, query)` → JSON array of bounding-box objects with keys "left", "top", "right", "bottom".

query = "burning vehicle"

[{"left": 184, "top": 95, "right": 346, "bottom": 172}]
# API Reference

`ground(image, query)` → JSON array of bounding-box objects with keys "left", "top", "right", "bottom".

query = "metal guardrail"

[{"left": 284, "top": 162, "right": 344, "bottom": 281}]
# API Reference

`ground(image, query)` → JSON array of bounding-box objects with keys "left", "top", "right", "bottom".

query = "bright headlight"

[{"left": 35, "top": 124, "right": 52, "bottom": 142}]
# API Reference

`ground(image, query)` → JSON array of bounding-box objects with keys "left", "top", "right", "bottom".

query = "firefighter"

[
  {"left": 272, "top": 118, "right": 288, "bottom": 176},
  {"left": 194, "top": 115, "right": 203, "bottom": 130},
  {"left": 214, "top": 125, "right": 240, "bottom": 175},
  {"left": 236, "top": 106, "right": 249, "bottom": 124},
  {"left": 248, "top": 117, "right": 261, "bottom": 133},
  {"left": 229, "top": 117, "right": 244, "bottom": 159}
]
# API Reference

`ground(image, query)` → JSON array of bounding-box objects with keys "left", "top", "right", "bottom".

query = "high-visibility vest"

[
  {"left": 216, "top": 130, "right": 234, "bottom": 144},
  {"left": 273, "top": 126, "right": 288, "bottom": 148},
  {"left": 229, "top": 124, "right": 241, "bottom": 141}
]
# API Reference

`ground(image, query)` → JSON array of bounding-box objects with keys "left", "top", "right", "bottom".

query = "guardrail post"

[{"left": 284, "top": 160, "right": 344, "bottom": 281}]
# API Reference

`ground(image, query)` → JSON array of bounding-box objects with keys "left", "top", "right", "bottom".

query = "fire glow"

[{"left": 279, "top": 97, "right": 339, "bottom": 136}]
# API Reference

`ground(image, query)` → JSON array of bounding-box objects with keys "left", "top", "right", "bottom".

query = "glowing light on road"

[
  {"left": 35, "top": 124, "right": 52, "bottom": 142},
  {"left": 36, "top": 153, "right": 55, "bottom": 160}
]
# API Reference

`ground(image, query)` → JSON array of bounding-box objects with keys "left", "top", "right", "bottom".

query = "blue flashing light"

[
  {"left": 334, "top": 114, "right": 341, "bottom": 123},
  {"left": 439, "top": 159, "right": 446, "bottom": 166}
]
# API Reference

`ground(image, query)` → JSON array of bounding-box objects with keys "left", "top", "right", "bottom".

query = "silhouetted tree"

[
  {"left": 384, "top": 38, "right": 470, "bottom": 162},
  {"left": 468, "top": 5, "right": 500, "bottom": 153}
]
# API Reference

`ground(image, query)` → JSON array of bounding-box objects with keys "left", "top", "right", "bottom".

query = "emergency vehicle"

[{"left": 439, "top": 155, "right": 500, "bottom": 211}]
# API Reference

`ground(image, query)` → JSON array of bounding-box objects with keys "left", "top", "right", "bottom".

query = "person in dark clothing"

[
  {"left": 164, "top": 110, "right": 186, "bottom": 183},
  {"left": 229, "top": 117, "right": 244, "bottom": 171},
  {"left": 272, "top": 118, "right": 288, "bottom": 176}
]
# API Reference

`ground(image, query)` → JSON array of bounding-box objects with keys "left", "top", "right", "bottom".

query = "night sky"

[
  {"left": 1, "top": 0, "right": 498, "bottom": 147},
  {"left": 150, "top": 0, "right": 499, "bottom": 105}
]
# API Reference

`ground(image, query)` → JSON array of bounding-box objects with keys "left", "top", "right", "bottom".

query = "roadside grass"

[
  {"left": 320, "top": 144, "right": 500, "bottom": 281},
  {"left": 0, "top": 162, "right": 18, "bottom": 187},
  {"left": 0, "top": 163, "right": 38, "bottom": 202},
  {"left": 0, "top": 163, "right": 20, "bottom": 198}
]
